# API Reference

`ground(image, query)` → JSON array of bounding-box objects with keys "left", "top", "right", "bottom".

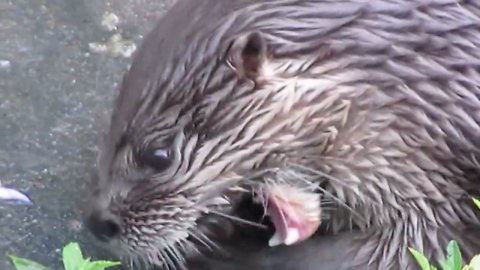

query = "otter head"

[
  {"left": 84, "top": 26, "right": 323, "bottom": 268},
  {"left": 84, "top": 0, "right": 480, "bottom": 269}
]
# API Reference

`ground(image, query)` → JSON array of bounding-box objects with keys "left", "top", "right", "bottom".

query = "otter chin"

[{"left": 85, "top": 0, "right": 480, "bottom": 269}]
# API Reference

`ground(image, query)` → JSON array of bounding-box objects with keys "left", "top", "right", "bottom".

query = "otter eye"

[{"left": 140, "top": 148, "right": 172, "bottom": 172}]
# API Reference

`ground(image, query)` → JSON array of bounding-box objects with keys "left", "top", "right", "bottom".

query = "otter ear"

[{"left": 226, "top": 31, "right": 268, "bottom": 81}]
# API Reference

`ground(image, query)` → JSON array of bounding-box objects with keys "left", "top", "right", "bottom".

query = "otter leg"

[{"left": 254, "top": 184, "right": 321, "bottom": 247}]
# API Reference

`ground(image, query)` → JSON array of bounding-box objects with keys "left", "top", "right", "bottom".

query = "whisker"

[
  {"left": 182, "top": 238, "right": 200, "bottom": 258},
  {"left": 283, "top": 163, "right": 371, "bottom": 225},
  {"left": 166, "top": 244, "right": 183, "bottom": 268},
  {"left": 193, "top": 205, "right": 269, "bottom": 229},
  {"left": 316, "top": 185, "right": 368, "bottom": 225},
  {"left": 168, "top": 245, "right": 181, "bottom": 265},
  {"left": 199, "top": 230, "right": 224, "bottom": 253},
  {"left": 196, "top": 178, "right": 246, "bottom": 204},
  {"left": 319, "top": 201, "right": 336, "bottom": 207},
  {"left": 127, "top": 255, "right": 134, "bottom": 269},
  {"left": 163, "top": 247, "right": 176, "bottom": 270},
  {"left": 189, "top": 230, "right": 216, "bottom": 251},
  {"left": 174, "top": 238, "right": 188, "bottom": 259},
  {"left": 193, "top": 205, "right": 268, "bottom": 229},
  {"left": 157, "top": 249, "right": 170, "bottom": 270},
  {"left": 180, "top": 195, "right": 269, "bottom": 230}
]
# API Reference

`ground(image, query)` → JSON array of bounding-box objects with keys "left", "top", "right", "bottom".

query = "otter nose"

[{"left": 85, "top": 211, "right": 121, "bottom": 242}]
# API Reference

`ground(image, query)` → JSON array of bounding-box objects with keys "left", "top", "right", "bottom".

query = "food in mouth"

[{"left": 253, "top": 184, "right": 322, "bottom": 247}]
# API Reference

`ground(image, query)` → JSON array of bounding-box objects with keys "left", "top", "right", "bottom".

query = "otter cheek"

[{"left": 257, "top": 187, "right": 321, "bottom": 247}]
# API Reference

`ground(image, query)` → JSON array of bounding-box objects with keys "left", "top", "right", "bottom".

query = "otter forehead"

[
  {"left": 102, "top": 0, "right": 480, "bottom": 165},
  {"left": 102, "top": 0, "right": 365, "bottom": 158}
]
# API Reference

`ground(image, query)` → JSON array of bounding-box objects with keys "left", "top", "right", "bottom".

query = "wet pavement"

[{"left": 0, "top": 0, "right": 174, "bottom": 268}]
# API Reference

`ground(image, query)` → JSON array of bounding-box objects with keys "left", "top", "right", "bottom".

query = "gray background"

[{"left": 0, "top": 0, "right": 175, "bottom": 269}]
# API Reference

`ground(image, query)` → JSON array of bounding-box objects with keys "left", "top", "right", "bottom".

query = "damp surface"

[{"left": 0, "top": 0, "right": 175, "bottom": 269}]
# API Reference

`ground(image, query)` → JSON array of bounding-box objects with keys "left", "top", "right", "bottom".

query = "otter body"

[{"left": 86, "top": 0, "right": 480, "bottom": 269}]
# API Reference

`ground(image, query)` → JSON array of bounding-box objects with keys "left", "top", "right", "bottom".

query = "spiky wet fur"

[{"left": 89, "top": 0, "right": 480, "bottom": 269}]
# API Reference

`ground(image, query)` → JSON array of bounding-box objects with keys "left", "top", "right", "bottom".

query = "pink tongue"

[{"left": 265, "top": 194, "right": 320, "bottom": 247}]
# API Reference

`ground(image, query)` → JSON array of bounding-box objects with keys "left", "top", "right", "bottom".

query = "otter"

[{"left": 85, "top": 0, "right": 480, "bottom": 269}]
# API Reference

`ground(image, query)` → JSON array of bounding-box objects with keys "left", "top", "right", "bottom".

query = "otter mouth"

[
  {"left": 84, "top": 185, "right": 323, "bottom": 270},
  {"left": 255, "top": 191, "right": 321, "bottom": 246},
  {"left": 252, "top": 184, "right": 322, "bottom": 247},
  {"left": 193, "top": 183, "right": 322, "bottom": 251}
]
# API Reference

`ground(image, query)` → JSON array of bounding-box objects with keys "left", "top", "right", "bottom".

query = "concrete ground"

[{"left": 0, "top": 0, "right": 174, "bottom": 268}]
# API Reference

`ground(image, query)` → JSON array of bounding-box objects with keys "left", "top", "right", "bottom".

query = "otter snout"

[{"left": 85, "top": 209, "right": 122, "bottom": 242}]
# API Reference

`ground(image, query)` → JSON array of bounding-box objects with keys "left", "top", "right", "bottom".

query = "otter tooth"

[
  {"left": 284, "top": 228, "right": 300, "bottom": 246},
  {"left": 268, "top": 227, "right": 300, "bottom": 247},
  {"left": 268, "top": 231, "right": 283, "bottom": 247}
]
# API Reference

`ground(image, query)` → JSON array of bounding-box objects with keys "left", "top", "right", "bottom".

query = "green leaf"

[
  {"left": 473, "top": 199, "right": 480, "bottom": 210},
  {"left": 62, "top": 242, "right": 85, "bottom": 270},
  {"left": 439, "top": 259, "right": 449, "bottom": 270},
  {"left": 8, "top": 255, "right": 51, "bottom": 270},
  {"left": 84, "top": 260, "right": 122, "bottom": 270},
  {"left": 8, "top": 243, "right": 120, "bottom": 270},
  {"left": 78, "top": 258, "right": 93, "bottom": 270},
  {"left": 444, "top": 240, "right": 463, "bottom": 270},
  {"left": 409, "top": 247, "right": 438, "bottom": 270}
]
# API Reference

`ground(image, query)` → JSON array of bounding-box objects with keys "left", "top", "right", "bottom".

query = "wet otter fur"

[{"left": 85, "top": 0, "right": 480, "bottom": 269}]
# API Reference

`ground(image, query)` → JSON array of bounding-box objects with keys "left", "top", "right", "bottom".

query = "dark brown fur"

[{"left": 86, "top": 0, "right": 480, "bottom": 269}]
